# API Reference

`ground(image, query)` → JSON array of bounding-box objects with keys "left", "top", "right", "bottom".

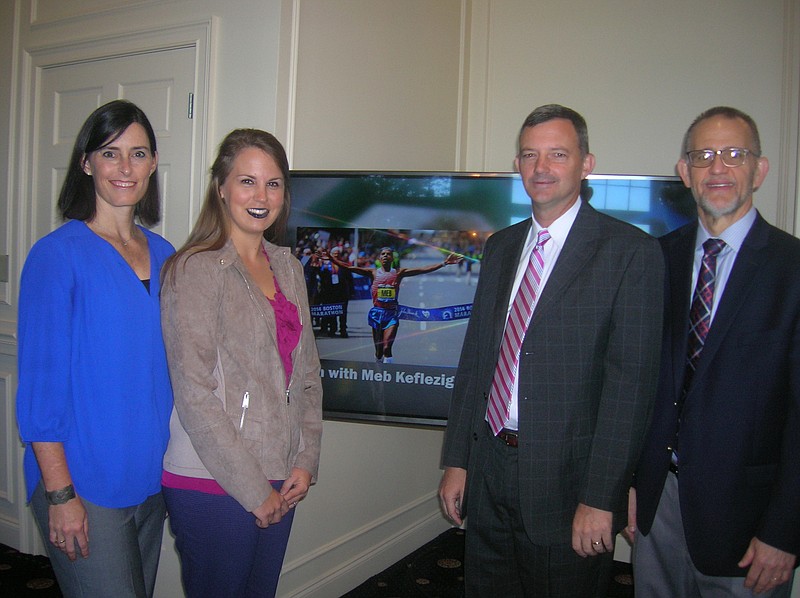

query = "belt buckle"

[{"left": 498, "top": 429, "right": 519, "bottom": 448}]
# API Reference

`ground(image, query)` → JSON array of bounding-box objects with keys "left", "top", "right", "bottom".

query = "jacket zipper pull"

[
  {"left": 239, "top": 391, "right": 250, "bottom": 430},
  {"left": 285, "top": 389, "right": 290, "bottom": 404}
]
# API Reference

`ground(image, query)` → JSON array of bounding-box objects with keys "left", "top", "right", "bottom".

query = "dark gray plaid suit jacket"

[{"left": 442, "top": 199, "right": 664, "bottom": 545}]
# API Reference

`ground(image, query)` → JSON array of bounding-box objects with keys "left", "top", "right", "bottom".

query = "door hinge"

[{"left": 187, "top": 92, "right": 194, "bottom": 119}]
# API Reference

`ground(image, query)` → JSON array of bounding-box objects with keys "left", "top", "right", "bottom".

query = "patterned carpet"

[
  {"left": 0, "top": 543, "right": 62, "bottom": 597},
  {"left": 0, "top": 530, "right": 634, "bottom": 597},
  {"left": 342, "top": 528, "right": 635, "bottom": 597},
  {"left": 343, "top": 528, "right": 467, "bottom": 598}
]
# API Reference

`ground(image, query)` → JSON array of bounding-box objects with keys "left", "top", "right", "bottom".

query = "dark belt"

[
  {"left": 497, "top": 428, "right": 519, "bottom": 448},
  {"left": 669, "top": 461, "right": 678, "bottom": 476}
]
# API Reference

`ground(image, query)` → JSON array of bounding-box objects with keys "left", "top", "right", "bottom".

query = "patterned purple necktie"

[
  {"left": 684, "top": 238, "right": 726, "bottom": 391},
  {"left": 486, "top": 229, "right": 551, "bottom": 435}
]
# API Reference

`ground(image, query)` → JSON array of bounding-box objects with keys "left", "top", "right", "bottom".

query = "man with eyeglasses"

[{"left": 629, "top": 106, "right": 800, "bottom": 597}]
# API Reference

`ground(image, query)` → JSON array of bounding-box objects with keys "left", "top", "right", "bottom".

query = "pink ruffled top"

[{"left": 268, "top": 285, "right": 301, "bottom": 388}]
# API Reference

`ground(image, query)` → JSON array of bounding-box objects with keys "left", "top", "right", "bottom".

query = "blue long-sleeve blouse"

[{"left": 16, "top": 220, "right": 174, "bottom": 508}]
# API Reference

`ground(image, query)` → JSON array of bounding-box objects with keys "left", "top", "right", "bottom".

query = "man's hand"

[
  {"left": 438, "top": 467, "right": 467, "bottom": 526},
  {"left": 739, "top": 537, "right": 796, "bottom": 594},
  {"left": 623, "top": 487, "right": 637, "bottom": 544},
  {"left": 572, "top": 503, "right": 613, "bottom": 557}
]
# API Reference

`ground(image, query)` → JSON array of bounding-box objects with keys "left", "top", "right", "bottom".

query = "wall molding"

[
  {"left": 0, "top": 374, "right": 12, "bottom": 503},
  {"left": 778, "top": 0, "right": 800, "bottom": 234},
  {"left": 29, "top": 0, "right": 177, "bottom": 29},
  {"left": 0, "top": 511, "right": 21, "bottom": 548},
  {"left": 0, "top": 322, "right": 16, "bottom": 357},
  {"left": 24, "top": 18, "right": 215, "bottom": 69},
  {"left": 278, "top": 492, "right": 450, "bottom": 597},
  {"left": 462, "top": 0, "right": 491, "bottom": 171},
  {"left": 276, "top": 0, "right": 300, "bottom": 164}
]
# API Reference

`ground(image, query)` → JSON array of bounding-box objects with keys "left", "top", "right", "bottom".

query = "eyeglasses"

[{"left": 685, "top": 147, "right": 758, "bottom": 168}]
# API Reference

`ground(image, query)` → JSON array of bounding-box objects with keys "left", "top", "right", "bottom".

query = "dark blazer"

[
  {"left": 442, "top": 200, "right": 664, "bottom": 545},
  {"left": 635, "top": 213, "right": 800, "bottom": 576}
]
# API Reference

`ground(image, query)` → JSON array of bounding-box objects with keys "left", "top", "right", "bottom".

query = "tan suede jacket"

[{"left": 161, "top": 239, "right": 322, "bottom": 512}]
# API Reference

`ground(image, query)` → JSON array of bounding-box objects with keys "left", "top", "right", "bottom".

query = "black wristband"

[{"left": 45, "top": 484, "right": 76, "bottom": 505}]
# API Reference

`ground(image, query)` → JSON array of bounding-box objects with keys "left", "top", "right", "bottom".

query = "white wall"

[
  {"left": 284, "top": 0, "right": 798, "bottom": 228},
  {"left": 285, "top": 0, "right": 465, "bottom": 171},
  {"left": 1, "top": 1, "right": 799, "bottom": 597}
]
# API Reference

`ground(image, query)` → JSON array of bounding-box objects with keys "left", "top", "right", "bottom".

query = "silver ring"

[
  {"left": 58, "top": 539, "right": 65, "bottom": 544},
  {"left": 592, "top": 540, "right": 601, "bottom": 546}
]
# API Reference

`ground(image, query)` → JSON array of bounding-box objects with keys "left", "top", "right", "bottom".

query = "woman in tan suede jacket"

[{"left": 160, "top": 129, "right": 322, "bottom": 598}]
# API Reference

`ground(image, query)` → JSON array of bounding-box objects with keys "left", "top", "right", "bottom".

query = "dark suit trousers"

[{"left": 464, "top": 426, "right": 613, "bottom": 598}]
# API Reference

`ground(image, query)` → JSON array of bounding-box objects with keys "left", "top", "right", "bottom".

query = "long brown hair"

[{"left": 162, "top": 129, "right": 291, "bottom": 285}]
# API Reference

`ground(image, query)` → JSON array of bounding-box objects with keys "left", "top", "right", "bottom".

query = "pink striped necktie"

[{"left": 486, "top": 229, "right": 551, "bottom": 435}]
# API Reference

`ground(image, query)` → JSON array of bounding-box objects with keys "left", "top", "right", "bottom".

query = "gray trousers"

[
  {"left": 31, "top": 482, "right": 165, "bottom": 598},
  {"left": 633, "top": 472, "right": 793, "bottom": 598}
]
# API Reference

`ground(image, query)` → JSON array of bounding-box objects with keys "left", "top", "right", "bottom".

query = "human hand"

[
  {"left": 739, "top": 537, "right": 796, "bottom": 594},
  {"left": 280, "top": 468, "right": 312, "bottom": 508},
  {"left": 48, "top": 499, "right": 89, "bottom": 561},
  {"left": 252, "top": 489, "right": 290, "bottom": 528},
  {"left": 572, "top": 503, "right": 613, "bottom": 557},
  {"left": 438, "top": 467, "right": 467, "bottom": 526},
  {"left": 443, "top": 253, "right": 463, "bottom": 266},
  {"left": 622, "top": 487, "right": 637, "bottom": 544}
]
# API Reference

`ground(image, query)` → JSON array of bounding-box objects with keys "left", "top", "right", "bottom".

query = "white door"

[{"left": 35, "top": 46, "right": 199, "bottom": 247}]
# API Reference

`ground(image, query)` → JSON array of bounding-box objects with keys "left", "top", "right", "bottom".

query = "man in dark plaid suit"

[{"left": 439, "top": 104, "right": 663, "bottom": 597}]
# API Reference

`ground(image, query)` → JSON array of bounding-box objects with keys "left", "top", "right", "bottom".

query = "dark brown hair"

[
  {"left": 57, "top": 100, "right": 160, "bottom": 226},
  {"left": 518, "top": 104, "right": 590, "bottom": 156}
]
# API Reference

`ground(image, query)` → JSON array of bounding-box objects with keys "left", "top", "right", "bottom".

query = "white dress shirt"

[{"left": 502, "top": 199, "right": 581, "bottom": 431}]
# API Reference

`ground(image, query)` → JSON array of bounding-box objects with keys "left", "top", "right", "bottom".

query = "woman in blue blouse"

[{"left": 16, "top": 100, "right": 174, "bottom": 598}]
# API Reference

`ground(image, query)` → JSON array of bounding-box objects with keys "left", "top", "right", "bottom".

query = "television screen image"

[{"left": 289, "top": 171, "right": 696, "bottom": 426}]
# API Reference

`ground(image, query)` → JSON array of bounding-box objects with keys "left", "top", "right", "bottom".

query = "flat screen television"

[{"left": 288, "top": 171, "right": 696, "bottom": 427}]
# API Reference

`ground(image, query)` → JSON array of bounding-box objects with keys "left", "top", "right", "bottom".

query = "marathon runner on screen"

[{"left": 321, "top": 246, "right": 462, "bottom": 363}]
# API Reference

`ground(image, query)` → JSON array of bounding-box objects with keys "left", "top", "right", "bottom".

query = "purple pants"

[{"left": 163, "top": 482, "right": 295, "bottom": 598}]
